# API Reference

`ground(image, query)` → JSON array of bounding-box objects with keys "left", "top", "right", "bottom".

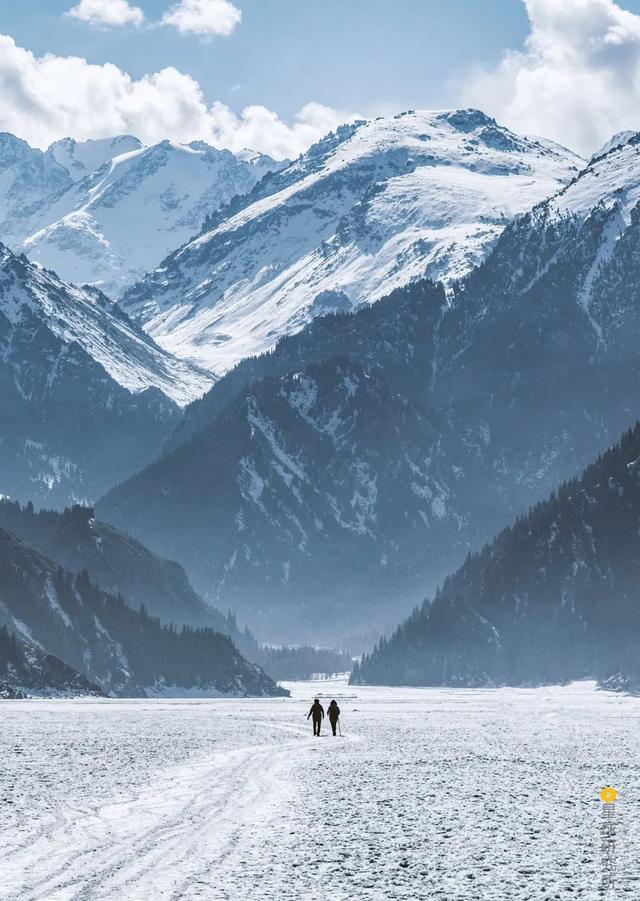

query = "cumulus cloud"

[
  {"left": 66, "top": 0, "right": 144, "bottom": 27},
  {"left": 161, "top": 0, "right": 241, "bottom": 36},
  {"left": 462, "top": 0, "right": 640, "bottom": 156},
  {"left": 0, "top": 34, "right": 356, "bottom": 159},
  {"left": 206, "top": 102, "right": 358, "bottom": 159}
]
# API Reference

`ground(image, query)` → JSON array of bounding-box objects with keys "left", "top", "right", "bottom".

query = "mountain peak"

[
  {"left": 3, "top": 132, "right": 283, "bottom": 298},
  {"left": 121, "top": 109, "right": 583, "bottom": 375},
  {"left": 590, "top": 130, "right": 638, "bottom": 163},
  {"left": 440, "top": 107, "right": 498, "bottom": 132},
  {"left": 549, "top": 129, "right": 640, "bottom": 225},
  {"left": 47, "top": 134, "right": 143, "bottom": 179}
]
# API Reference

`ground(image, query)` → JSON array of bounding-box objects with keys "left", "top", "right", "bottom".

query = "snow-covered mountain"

[
  {"left": 0, "top": 242, "right": 212, "bottom": 505},
  {"left": 121, "top": 109, "right": 583, "bottom": 375},
  {"left": 47, "top": 135, "right": 143, "bottom": 179},
  {"left": 0, "top": 134, "right": 71, "bottom": 233},
  {"left": 555, "top": 132, "right": 640, "bottom": 217},
  {"left": 0, "top": 244, "right": 211, "bottom": 404},
  {"left": 99, "top": 128, "right": 640, "bottom": 644},
  {"left": 451, "top": 131, "right": 640, "bottom": 352},
  {"left": 0, "top": 134, "right": 284, "bottom": 298},
  {"left": 589, "top": 130, "right": 637, "bottom": 162}
]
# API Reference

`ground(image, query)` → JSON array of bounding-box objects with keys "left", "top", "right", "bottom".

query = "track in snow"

[{"left": 3, "top": 679, "right": 640, "bottom": 899}]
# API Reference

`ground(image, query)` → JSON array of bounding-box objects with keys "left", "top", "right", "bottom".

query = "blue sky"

[
  {"left": 0, "top": 1, "right": 534, "bottom": 120},
  {"left": 1, "top": 0, "right": 640, "bottom": 157}
]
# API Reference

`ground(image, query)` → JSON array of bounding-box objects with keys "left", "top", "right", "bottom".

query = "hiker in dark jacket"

[
  {"left": 327, "top": 699, "right": 341, "bottom": 736},
  {"left": 307, "top": 699, "right": 324, "bottom": 735}
]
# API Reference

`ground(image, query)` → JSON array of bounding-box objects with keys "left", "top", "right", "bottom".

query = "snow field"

[{"left": 2, "top": 679, "right": 640, "bottom": 899}]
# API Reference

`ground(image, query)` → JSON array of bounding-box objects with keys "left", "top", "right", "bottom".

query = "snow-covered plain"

[{"left": 2, "top": 677, "right": 640, "bottom": 899}]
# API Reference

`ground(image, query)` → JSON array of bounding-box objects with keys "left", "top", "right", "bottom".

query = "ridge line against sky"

[{"left": 1, "top": 0, "right": 640, "bottom": 158}]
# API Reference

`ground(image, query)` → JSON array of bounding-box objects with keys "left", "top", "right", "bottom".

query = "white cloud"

[
  {"left": 206, "top": 102, "right": 359, "bottom": 159},
  {"left": 161, "top": 0, "right": 241, "bottom": 36},
  {"left": 461, "top": 0, "right": 640, "bottom": 156},
  {"left": 0, "top": 34, "right": 357, "bottom": 160},
  {"left": 66, "top": 0, "right": 144, "bottom": 27}
]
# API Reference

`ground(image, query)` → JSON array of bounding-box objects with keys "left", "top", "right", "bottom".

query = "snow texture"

[
  {"left": 122, "top": 109, "right": 582, "bottom": 375},
  {"left": 0, "top": 243, "right": 212, "bottom": 405},
  {"left": 1, "top": 677, "right": 639, "bottom": 899},
  {"left": 0, "top": 134, "right": 284, "bottom": 299},
  {"left": 552, "top": 135, "right": 640, "bottom": 226}
]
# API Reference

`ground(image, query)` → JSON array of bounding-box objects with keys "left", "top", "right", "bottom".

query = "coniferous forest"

[{"left": 353, "top": 423, "right": 640, "bottom": 689}]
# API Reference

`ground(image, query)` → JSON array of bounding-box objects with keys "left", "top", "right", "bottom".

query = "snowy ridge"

[
  {"left": 121, "top": 108, "right": 582, "bottom": 374},
  {"left": 590, "top": 130, "right": 637, "bottom": 163},
  {"left": 551, "top": 131, "right": 640, "bottom": 225},
  {"left": 488, "top": 129, "right": 640, "bottom": 324},
  {"left": 0, "top": 133, "right": 72, "bottom": 231},
  {"left": 0, "top": 134, "right": 285, "bottom": 298},
  {"left": 48, "top": 135, "right": 143, "bottom": 179},
  {"left": 0, "top": 243, "right": 212, "bottom": 405}
]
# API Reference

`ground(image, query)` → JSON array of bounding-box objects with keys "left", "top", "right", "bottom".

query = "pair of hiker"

[{"left": 307, "top": 699, "right": 340, "bottom": 736}]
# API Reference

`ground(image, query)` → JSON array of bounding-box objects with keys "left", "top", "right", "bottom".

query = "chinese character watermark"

[{"left": 600, "top": 786, "right": 618, "bottom": 892}]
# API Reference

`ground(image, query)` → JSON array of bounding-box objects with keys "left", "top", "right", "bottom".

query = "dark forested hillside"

[
  {"left": 0, "top": 499, "right": 236, "bottom": 629},
  {"left": 0, "top": 625, "right": 104, "bottom": 698},
  {"left": 0, "top": 499, "right": 351, "bottom": 680},
  {"left": 0, "top": 527, "right": 285, "bottom": 697},
  {"left": 353, "top": 423, "right": 640, "bottom": 689}
]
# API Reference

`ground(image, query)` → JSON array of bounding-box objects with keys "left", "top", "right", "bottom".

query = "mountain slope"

[
  {"left": 121, "top": 109, "right": 582, "bottom": 374},
  {"left": 0, "top": 499, "right": 233, "bottom": 629},
  {"left": 0, "top": 133, "right": 73, "bottom": 236},
  {"left": 0, "top": 244, "right": 211, "bottom": 404},
  {"left": 98, "top": 130, "right": 640, "bottom": 645},
  {"left": 0, "top": 242, "right": 211, "bottom": 505},
  {"left": 0, "top": 499, "right": 355, "bottom": 680},
  {"left": 0, "top": 527, "right": 284, "bottom": 697},
  {"left": 99, "top": 283, "right": 450, "bottom": 642},
  {"left": 48, "top": 135, "right": 143, "bottom": 180},
  {"left": 352, "top": 423, "right": 640, "bottom": 689},
  {"left": 0, "top": 625, "right": 104, "bottom": 698},
  {"left": 1, "top": 135, "right": 284, "bottom": 299}
]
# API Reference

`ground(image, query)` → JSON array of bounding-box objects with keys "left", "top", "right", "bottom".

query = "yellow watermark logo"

[{"left": 600, "top": 786, "right": 617, "bottom": 804}]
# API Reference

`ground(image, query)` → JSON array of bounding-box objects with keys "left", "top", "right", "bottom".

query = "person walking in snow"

[
  {"left": 307, "top": 698, "right": 324, "bottom": 736},
  {"left": 327, "top": 699, "right": 341, "bottom": 736}
]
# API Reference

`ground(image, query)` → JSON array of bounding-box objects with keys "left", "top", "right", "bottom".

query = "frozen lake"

[{"left": 2, "top": 678, "right": 640, "bottom": 899}]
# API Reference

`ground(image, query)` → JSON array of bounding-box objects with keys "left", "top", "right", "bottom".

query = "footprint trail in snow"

[{"left": 2, "top": 678, "right": 640, "bottom": 900}]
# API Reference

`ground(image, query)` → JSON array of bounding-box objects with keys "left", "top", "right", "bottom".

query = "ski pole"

[{"left": 338, "top": 716, "right": 343, "bottom": 736}]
